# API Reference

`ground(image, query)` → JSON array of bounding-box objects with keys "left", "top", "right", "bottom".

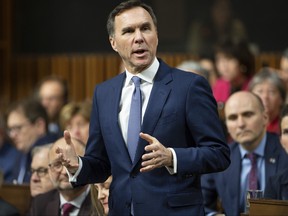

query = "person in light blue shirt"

[{"left": 201, "top": 91, "right": 288, "bottom": 216}]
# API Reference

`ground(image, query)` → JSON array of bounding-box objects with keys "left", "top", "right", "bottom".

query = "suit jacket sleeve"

[{"left": 174, "top": 74, "right": 230, "bottom": 175}]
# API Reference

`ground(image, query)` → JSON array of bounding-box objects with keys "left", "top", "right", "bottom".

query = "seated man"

[
  {"left": 265, "top": 104, "right": 288, "bottom": 200},
  {"left": 201, "top": 91, "right": 288, "bottom": 215},
  {"left": 30, "top": 144, "right": 55, "bottom": 197},
  {"left": 6, "top": 99, "right": 59, "bottom": 183},
  {"left": 29, "top": 137, "right": 92, "bottom": 216}
]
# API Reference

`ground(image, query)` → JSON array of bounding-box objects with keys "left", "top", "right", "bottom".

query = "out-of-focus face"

[
  {"left": 109, "top": 7, "right": 158, "bottom": 74},
  {"left": 216, "top": 53, "right": 241, "bottom": 82},
  {"left": 251, "top": 80, "right": 283, "bottom": 122},
  {"left": 67, "top": 114, "right": 89, "bottom": 144},
  {"left": 279, "top": 57, "right": 288, "bottom": 89},
  {"left": 225, "top": 92, "right": 268, "bottom": 151},
  {"left": 280, "top": 116, "right": 288, "bottom": 154},
  {"left": 7, "top": 111, "right": 40, "bottom": 153},
  {"left": 39, "top": 81, "right": 65, "bottom": 120},
  {"left": 95, "top": 176, "right": 112, "bottom": 215},
  {"left": 30, "top": 148, "right": 54, "bottom": 197},
  {"left": 48, "top": 138, "right": 85, "bottom": 191}
]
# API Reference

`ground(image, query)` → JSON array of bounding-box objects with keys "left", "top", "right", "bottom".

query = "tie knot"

[
  {"left": 62, "top": 203, "right": 75, "bottom": 216},
  {"left": 246, "top": 153, "right": 257, "bottom": 162},
  {"left": 131, "top": 76, "right": 141, "bottom": 87}
]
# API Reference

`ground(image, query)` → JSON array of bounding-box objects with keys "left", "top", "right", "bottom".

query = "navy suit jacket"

[
  {"left": 201, "top": 132, "right": 288, "bottom": 216},
  {"left": 28, "top": 189, "right": 92, "bottom": 216},
  {"left": 265, "top": 167, "right": 288, "bottom": 200},
  {"left": 75, "top": 59, "right": 230, "bottom": 216}
]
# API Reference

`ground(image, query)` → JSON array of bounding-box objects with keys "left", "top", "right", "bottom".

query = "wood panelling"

[
  {"left": 0, "top": 0, "right": 12, "bottom": 113},
  {"left": 0, "top": 52, "right": 281, "bottom": 110}
]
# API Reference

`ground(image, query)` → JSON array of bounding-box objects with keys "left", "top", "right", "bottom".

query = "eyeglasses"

[
  {"left": 30, "top": 167, "right": 48, "bottom": 177},
  {"left": 48, "top": 161, "right": 64, "bottom": 172},
  {"left": 7, "top": 122, "right": 31, "bottom": 135}
]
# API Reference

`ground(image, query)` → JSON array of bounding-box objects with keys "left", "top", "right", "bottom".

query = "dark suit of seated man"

[
  {"left": 265, "top": 104, "right": 288, "bottom": 200},
  {"left": 29, "top": 138, "right": 92, "bottom": 216},
  {"left": 202, "top": 91, "right": 288, "bottom": 216}
]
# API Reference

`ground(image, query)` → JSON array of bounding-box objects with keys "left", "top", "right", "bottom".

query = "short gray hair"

[
  {"left": 177, "top": 60, "right": 209, "bottom": 79},
  {"left": 248, "top": 67, "right": 286, "bottom": 102}
]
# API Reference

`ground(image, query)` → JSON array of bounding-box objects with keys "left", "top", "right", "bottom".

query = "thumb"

[
  {"left": 64, "top": 130, "right": 72, "bottom": 145},
  {"left": 140, "top": 132, "right": 154, "bottom": 144}
]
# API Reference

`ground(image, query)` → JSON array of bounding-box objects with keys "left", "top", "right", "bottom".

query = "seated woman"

[
  {"left": 249, "top": 67, "right": 286, "bottom": 134},
  {"left": 92, "top": 176, "right": 112, "bottom": 216},
  {"left": 59, "top": 100, "right": 92, "bottom": 144}
]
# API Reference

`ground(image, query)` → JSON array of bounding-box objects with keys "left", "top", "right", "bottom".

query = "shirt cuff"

[
  {"left": 66, "top": 156, "right": 83, "bottom": 183},
  {"left": 165, "top": 148, "right": 177, "bottom": 175}
]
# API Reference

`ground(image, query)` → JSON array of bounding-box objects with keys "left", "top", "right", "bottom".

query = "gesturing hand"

[
  {"left": 140, "top": 132, "right": 173, "bottom": 173},
  {"left": 55, "top": 130, "right": 79, "bottom": 174}
]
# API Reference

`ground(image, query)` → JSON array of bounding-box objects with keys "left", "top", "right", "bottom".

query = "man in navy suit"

[
  {"left": 201, "top": 91, "right": 288, "bottom": 216},
  {"left": 56, "top": 1, "right": 230, "bottom": 215}
]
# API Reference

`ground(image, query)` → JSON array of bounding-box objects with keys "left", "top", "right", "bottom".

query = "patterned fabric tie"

[
  {"left": 247, "top": 153, "right": 258, "bottom": 190},
  {"left": 127, "top": 76, "right": 142, "bottom": 161},
  {"left": 62, "top": 203, "right": 75, "bottom": 216}
]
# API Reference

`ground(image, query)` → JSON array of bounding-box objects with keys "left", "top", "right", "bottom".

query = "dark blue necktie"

[{"left": 127, "top": 76, "right": 142, "bottom": 161}]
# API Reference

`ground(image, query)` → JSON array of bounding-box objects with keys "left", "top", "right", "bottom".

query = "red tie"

[
  {"left": 247, "top": 153, "right": 258, "bottom": 190},
  {"left": 62, "top": 203, "right": 75, "bottom": 216}
]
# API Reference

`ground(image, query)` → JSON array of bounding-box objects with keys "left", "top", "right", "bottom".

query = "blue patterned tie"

[{"left": 127, "top": 76, "right": 142, "bottom": 161}]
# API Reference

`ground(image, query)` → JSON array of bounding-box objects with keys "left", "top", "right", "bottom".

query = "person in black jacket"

[{"left": 265, "top": 104, "right": 288, "bottom": 200}]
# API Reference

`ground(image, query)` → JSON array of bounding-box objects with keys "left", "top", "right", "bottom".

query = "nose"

[
  {"left": 31, "top": 172, "right": 40, "bottom": 182},
  {"left": 237, "top": 116, "right": 245, "bottom": 127},
  {"left": 98, "top": 187, "right": 105, "bottom": 200},
  {"left": 134, "top": 29, "right": 144, "bottom": 43}
]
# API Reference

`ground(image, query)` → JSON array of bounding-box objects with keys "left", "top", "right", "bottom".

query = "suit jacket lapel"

[
  {"left": 46, "top": 190, "right": 60, "bottom": 215},
  {"left": 132, "top": 61, "right": 172, "bottom": 167}
]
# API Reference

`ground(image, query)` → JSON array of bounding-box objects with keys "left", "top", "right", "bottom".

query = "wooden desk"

[
  {"left": 249, "top": 198, "right": 288, "bottom": 216},
  {"left": 0, "top": 184, "right": 31, "bottom": 215}
]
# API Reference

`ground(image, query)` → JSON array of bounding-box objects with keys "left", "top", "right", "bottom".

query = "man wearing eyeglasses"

[
  {"left": 29, "top": 137, "right": 92, "bottom": 216},
  {"left": 6, "top": 99, "right": 59, "bottom": 184},
  {"left": 30, "top": 144, "right": 55, "bottom": 197}
]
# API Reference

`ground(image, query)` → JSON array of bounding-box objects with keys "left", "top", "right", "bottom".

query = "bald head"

[
  {"left": 225, "top": 91, "right": 265, "bottom": 115},
  {"left": 224, "top": 91, "right": 268, "bottom": 151}
]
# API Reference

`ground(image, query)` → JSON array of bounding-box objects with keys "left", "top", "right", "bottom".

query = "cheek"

[{"left": 281, "top": 136, "right": 288, "bottom": 151}]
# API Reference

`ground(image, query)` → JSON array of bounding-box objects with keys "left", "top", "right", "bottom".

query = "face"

[
  {"left": 225, "top": 92, "right": 268, "bottom": 151},
  {"left": 39, "top": 81, "right": 65, "bottom": 120},
  {"left": 215, "top": 53, "right": 241, "bottom": 82},
  {"left": 30, "top": 148, "right": 54, "bottom": 197},
  {"left": 109, "top": 7, "right": 158, "bottom": 74},
  {"left": 95, "top": 176, "right": 112, "bottom": 215},
  {"left": 7, "top": 111, "right": 40, "bottom": 153},
  {"left": 280, "top": 57, "right": 288, "bottom": 88},
  {"left": 251, "top": 80, "right": 283, "bottom": 121},
  {"left": 280, "top": 116, "right": 288, "bottom": 154},
  {"left": 67, "top": 114, "right": 89, "bottom": 144}
]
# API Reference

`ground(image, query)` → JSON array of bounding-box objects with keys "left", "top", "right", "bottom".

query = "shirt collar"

[
  {"left": 60, "top": 185, "right": 90, "bottom": 209},
  {"left": 124, "top": 57, "right": 159, "bottom": 86},
  {"left": 239, "top": 133, "right": 267, "bottom": 159}
]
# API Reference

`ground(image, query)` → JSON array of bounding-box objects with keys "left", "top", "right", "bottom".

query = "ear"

[{"left": 109, "top": 36, "right": 118, "bottom": 52}]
